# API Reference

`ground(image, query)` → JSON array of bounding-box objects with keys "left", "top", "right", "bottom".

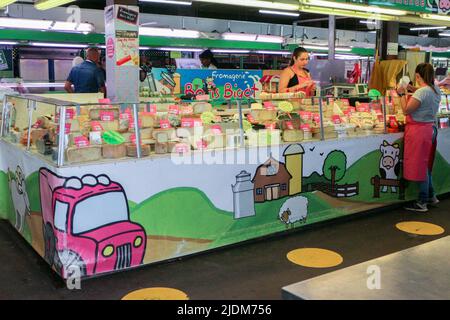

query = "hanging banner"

[
  {"left": 149, "top": 68, "right": 263, "bottom": 101},
  {"left": 337, "top": 0, "right": 449, "bottom": 15}
]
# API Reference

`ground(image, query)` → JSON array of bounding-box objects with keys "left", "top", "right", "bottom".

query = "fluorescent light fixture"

[
  {"left": 439, "top": 33, "right": 450, "bottom": 37},
  {"left": 222, "top": 32, "right": 284, "bottom": 43},
  {"left": 310, "top": 53, "right": 328, "bottom": 57},
  {"left": 421, "top": 14, "right": 450, "bottom": 22},
  {"left": 0, "top": 17, "right": 53, "bottom": 29},
  {"left": 0, "top": 0, "right": 18, "bottom": 8},
  {"left": 50, "top": 21, "right": 94, "bottom": 33},
  {"left": 0, "top": 82, "right": 66, "bottom": 88},
  {"left": 256, "top": 50, "right": 291, "bottom": 55},
  {"left": 302, "top": 45, "right": 351, "bottom": 52},
  {"left": 411, "top": 26, "right": 447, "bottom": 31},
  {"left": 0, "top": 18, "right": 94, "bottom": 33},
  {"left": 139, "top": 46, "right": 150, "bottom": 50},
  {"left": 305, "top": 0, "right": 407, "bottom": 15},
  {"left": 369, "top": 30, "right": 377, "bottom": 33},
  {"left": 336, "top": 54, "right": 361, "bottom": 60},
  {"left": 0, "top": 41, "right": 18, "bottom": 45},
  {"left": 432, "top": 57, "right": 448, "bottom": 60},
  {"left": 194, "top": 0, "right": 299, "bottom": 11},
  {"left": 299, "top": 5, "right": 396, "bottom": 21},
  {"left": 140, "top": 27, "right": 200, "bottom": 38},
  {"left": 140, "top": 0, "right": 192, "bottom": 5},
  {"left": 211, "top": 49, "right": 250, "bottom": 54},
  {"left": 158, "top": 47, "right": 204, "bottom": 52},
  {"left": 31, "top": 42, "right": 88, "bottom": 48},
  {"left": 259, "top": 10, "right": 299, "bottom": 17},
  {"left": 359, "top": 20, "right": 377, "bottom": 25},
  {"left": 35, "top": 0, "right": 76, "bottom": 10}
]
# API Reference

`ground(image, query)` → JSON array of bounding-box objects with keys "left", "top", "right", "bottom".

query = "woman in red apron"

[
  {"left": 398, "top": 63, "right": 440, "bottom": 212},
  {"left": 279, "top": 47, "right": 316, "bottom": 97}
]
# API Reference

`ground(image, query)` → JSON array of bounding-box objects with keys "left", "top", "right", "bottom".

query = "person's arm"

[
  {"left": 65, "top": 69, "right": 75, "bottom": 93},
  {"left": 64, "top": 81, "right": 74, "bottom": 93},
  {"left": 398, "top": 93, "right": 421, "bottom": 115},
  {"left": 96, "top": 68, "right": 106, "bottom": 95}
]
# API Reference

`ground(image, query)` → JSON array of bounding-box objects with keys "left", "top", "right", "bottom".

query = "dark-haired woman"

[
  {"left": 279, "top": 47, "right": 315, "bottom": 96},
  {"left": 398, "top": 63, "right": 441, "bottom": 212}
]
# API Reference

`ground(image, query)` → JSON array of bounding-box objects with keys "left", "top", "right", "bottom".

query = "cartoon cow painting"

[
  {"left": 8, "top": 166, "right": 31, "bottom": 233},
  {"left": 379, "top": 141, "right": 401, "bottom": 193}
]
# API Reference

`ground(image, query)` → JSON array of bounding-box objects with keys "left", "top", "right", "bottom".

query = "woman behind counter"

[
  {"left": 398, "top": 63, "right": 441, "bottom": 213},
  {"left": 279, "top": 47, "right": 315, "bottom": 96}
]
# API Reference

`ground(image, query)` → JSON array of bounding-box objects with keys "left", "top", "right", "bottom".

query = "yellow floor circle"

[
  {"left": 121, "top": 287, "right": 189, "bottom": 300},
  {"left": 287, "top": 248, "right": 343, "bottom": 268},
  {"left": 396, "top": 221, "right": 445, "bottom": 236}
]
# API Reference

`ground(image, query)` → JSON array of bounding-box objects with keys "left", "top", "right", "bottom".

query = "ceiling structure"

[{"left": 66, "top": 0, "right": 445, "bottom": 38}]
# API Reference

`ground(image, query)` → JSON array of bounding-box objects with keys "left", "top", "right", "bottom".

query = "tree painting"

[{"left": 322, "top": 150, "right": 347, "bottom": 190}]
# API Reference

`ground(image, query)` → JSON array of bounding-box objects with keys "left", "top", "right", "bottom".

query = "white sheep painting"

[{"left": 278, "top": 196, "right": 309, "bottom": 228}]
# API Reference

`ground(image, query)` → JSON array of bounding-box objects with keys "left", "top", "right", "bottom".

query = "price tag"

[
  {"left": 196, "top": 95, "right": 209, "bottom": 101},
  {"left": 169, "top": 105, "right": 180, "bottom": 115},
  {"left": 263, "top": 101, "right": 276, "bottom": 110},
  {"left": 56, "top": 123, "right": 72, "bottom": 134},
  {"left": 357, "top": 103, "right": 370, "bottom": 112},
  {"left": 129, "top": 118, "right": 142, "bottom": 129},
  {"left": 181, "top": 105, "right": 194, "bottom": 115},
  {"left": 313, "top": 113, "right": 321, "bottom": 123},
  {"left": 147, "top": 104, "right": 157, "bottom": 115},
  {"left": 210, "top": 125, "right": 223, "bottom": 135},
  {"left": 265, "top": 122, "right": 276, "bottom": 130},
  {"left": 341, "top": 99, "right": 350, "bottom": 106},
  {"left": 91, "top": 121, "right": 104, "bottom": 132},
  {"left": 196, "top": 139, "right": 208, "bottom": 150},
  {"left": 246, "top": 114, "right": 256, "bottom": 123},
  {"left": 332, "top": 115, "right": 342, "bottom": 124},
  {"left": 300, "top": 124, "right": 311, "bottom": 131},
  {"left": 175, "top": 143, "right": 190, "bottom": 154},
  {"left": 160, "top": 119, "right": 172, "bottom": 129},
  {"left": 100, "top": 110, "right": 115, "bottom": 121},
  {"left": 74, "top": 136, "right": 90, "bottom": 148},
  {"left": 193, "top": 118, "right": 203, "bottom": 127},
  {"left": 300, "top": 111, "right": 312, "bottom": 121},
  {"left": 130, "top": 134, "right": 141, "bottom": 145},
  {"left": 181, "top": 118, "right": 194, "bottom": 128},
  {"left": 285, "top": 121, "right": 294, "bottom": 130}
]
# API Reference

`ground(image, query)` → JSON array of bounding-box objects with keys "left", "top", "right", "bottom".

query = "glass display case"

[{"left": 3, "top": 92, "right": 447, "bottom": 167}]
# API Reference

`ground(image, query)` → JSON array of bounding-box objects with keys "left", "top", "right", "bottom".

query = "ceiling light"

[
  {"left": 421, "top": 14, "right": 450, "bottom": 22},
  {"left": 0, "top": 41, "right": 17, "bottom": 45},
  {"left": 439, "top": 33, "right": 450, "bottom": 37},
  {"left": 301, "top": 45, "right": 351, "bottom": 52},
  {"left": 259, "top": 10, "right": 300, "bottom": 17},
  {"left": 256, "top": 50, "right": 291, "bottom": 55},
  {"left": 305, "top": 0, "right": 407, "bottom": 15},
  {"left": 194, "top": 0, "right": 299, "bottom": 11},
  {"left": 140, "top": 0, "right": 192, "bottom": 5},
  {"left": 299, "top": 5, "right": 396, "bottom": 21},
  {"left": 0, "top": 17, "right": 53, "bottom": 29},
  {"left": 410, "top": 26, "right": 447, "bottom": 31},
  {"left": 211, "top": 49, "right": 250, "bottom": 54},
  {"left": 157, "top": 47, "right": 203, "bottom": 52},
  {"left": 31, "top": 42, "right": 88, "bottom": 48},
  {"left": 140, "top": 27, "right": 200, "bottom": 38},
  {"left": 34, "top": 0, "right": 76, "bottom": 10},
  {"left": 0, "top": 0, "right": 18, "bottom": 8},
  {"left": 359, "top": 20, "right": 377, "bottom": 25},
  {"left": 222, "top": 32, "right": 284, "bottom": 43},
  {"left": 51, "top": 21, "right": 94, "bottom": 33}
]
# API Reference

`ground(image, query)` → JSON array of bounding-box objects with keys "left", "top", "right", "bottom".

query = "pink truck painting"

[{"left": 39, "top": 168, "right": 146, "bottom": 279}]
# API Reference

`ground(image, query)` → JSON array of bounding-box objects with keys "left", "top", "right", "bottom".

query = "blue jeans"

[{"left": 418, "top": 126, "right": 437, "bottom": 204}]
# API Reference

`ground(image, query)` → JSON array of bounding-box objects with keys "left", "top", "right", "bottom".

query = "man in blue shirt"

[{"left": 65, "top": 47, "right": 106, "bottom": 94}]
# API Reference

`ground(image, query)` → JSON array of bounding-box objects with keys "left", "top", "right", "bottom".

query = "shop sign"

[
  {"left": 0, "top": 51, "right": 9, "bottom": 71},
  {"left": 150, "top": 68, "right": 263, "bottom": 100},
  {"left": 117, "top": 6, "right": 139, "bottom": 25}
]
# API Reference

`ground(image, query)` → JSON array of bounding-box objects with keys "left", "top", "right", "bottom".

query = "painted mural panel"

[{"left": 1, "top": 130, "right": 450, "bottom": 279}]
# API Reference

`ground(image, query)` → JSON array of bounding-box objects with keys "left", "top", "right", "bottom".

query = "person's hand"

[{"left": 396, "top": 85, "right": 406, "bottom": 95}]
